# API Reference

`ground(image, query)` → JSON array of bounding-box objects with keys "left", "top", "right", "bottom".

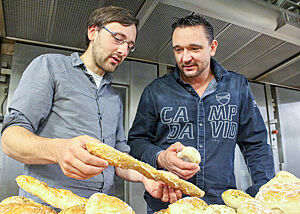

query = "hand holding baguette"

[{"left": 86, "top": 141, "right": 205, "bottom": 198}]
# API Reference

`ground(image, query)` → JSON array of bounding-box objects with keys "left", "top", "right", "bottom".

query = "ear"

[
  {"left": 210, "top": 40, "right": 218, "bottom": 57},
  {"left": 87, "top": 25, "right": 99, "bottom": 42}
]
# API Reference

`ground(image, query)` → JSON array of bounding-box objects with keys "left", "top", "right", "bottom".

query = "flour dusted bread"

[
  {"left": 177, "top": 146, "right": 201, "bottom": 164},
  {"left": 255, "top": 171, "right": 300, "bottom": 214},
  {"left": 16, "top": 175, "right": 88, "bottom": 209},
  {"left": 86, "top": 142, "right": 205, "bottom": 197},
  {"left": 85, "top": 193, "right": 134, "bottom": 214}
]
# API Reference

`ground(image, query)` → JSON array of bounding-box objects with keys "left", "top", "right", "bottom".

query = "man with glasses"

[{"left": 1, "top": 6, "right": 177, "bottom": 210}]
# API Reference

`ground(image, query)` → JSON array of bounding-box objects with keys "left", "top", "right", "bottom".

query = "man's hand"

[
  {"left": 53, "top": 135, "right": 109, "bottom": 180},
  {"left": 157, "top": 142, "right": 200, "bottom": 180},
  {"left": 142, "top": 176, "right": 182, "bottom": 204}
]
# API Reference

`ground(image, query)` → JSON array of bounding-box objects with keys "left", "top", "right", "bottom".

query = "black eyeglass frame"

[{"left": 102, "top": 26, "right": 136, "bottom": 52}]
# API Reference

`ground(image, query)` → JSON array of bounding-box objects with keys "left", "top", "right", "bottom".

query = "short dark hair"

[
  {"left": 172, "top": 14, "right": 214, "bottom": 44},
  {"left": 85, "top": 6, "right": 139, "bottom": 46}
]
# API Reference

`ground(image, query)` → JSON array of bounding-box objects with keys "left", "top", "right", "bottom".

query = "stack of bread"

[
  {"left": 154, "top": 171, "right": 300, "bottom": 214},
  {"left": 0, "top": 175, "right": 135, "bottom": 213},
  {"left": 153, "top": 197, "right": 236, "bottom": 214},
  {"left": 221, "top": 171, "right": 300, "bottom": 214}
]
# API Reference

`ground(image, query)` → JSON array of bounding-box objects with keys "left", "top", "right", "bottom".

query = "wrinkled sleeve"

[
  {"left": 237, "top": 77, "right": 275, "bottom": 196},
  {"left": 128, "top": 86, "right": 163, "bottom": 168},
  {"left": 1, "top": 55, "right": 54, "bottom": 134},
  {"left": 115, "top": 98, "right": 130, "bottom": 153}
]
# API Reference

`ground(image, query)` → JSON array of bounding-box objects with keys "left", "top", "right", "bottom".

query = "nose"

[
  {"left": 117, "top": 43, "right": 129, "bottom": 57},
  {"left": 182, "top": 49, "right": 192, "bottom": 63}
]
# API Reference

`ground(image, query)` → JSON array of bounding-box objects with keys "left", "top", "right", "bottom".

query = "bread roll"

[
  {"left": 16, "top": 175, "right": 88, "bottom": 210},
  {"left": 221, "top": 189, "right": 252, "bottom": 209},
  {"left": 86, "top": 142, "right": 205, "bottom": 198},
  {"left": 177, "top": 147, "right": 201, "bottom": 164},
  {"left": 85, "top": 193, "right": 134, "bottom": 214},
  {"left": 222, "top": 189, "right": 274, "bottom": 214}
]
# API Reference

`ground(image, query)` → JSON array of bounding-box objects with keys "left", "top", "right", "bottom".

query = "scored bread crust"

[
  {"left": 16, "top": 175, "right": 88, "bottom": 210},
  {"left": 85, "top": 193, "right": 134, "bottom": 214},
  {"left": 86, "top": 142, "right": 205, "bottom": 198}
]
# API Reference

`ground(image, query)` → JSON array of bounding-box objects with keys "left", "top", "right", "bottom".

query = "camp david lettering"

[
  {"left": 208, "top": 93, "right": 238, "bottom": 139},
  {"left": 161, "top": 106, "right": 194, "bottom": 140}
]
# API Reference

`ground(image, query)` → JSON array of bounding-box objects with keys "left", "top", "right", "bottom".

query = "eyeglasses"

[{"left": 102, "top": 26, "right": 136, "bottom": 52}]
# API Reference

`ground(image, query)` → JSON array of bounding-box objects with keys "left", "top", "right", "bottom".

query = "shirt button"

[
  {"left": 199, "top": 144, "right": 204, "bottom": 149},
  {"left": 199, "top": 123, "right": 203, "bottom": 126}
]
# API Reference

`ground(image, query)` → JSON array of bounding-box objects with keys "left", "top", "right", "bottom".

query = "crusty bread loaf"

[
  {"left": 256, "top": 181, "right": 300, "bottom": 214},
  {"left": 58, "top": 204, "right": 85, "bottom": 214},
  {"left": 85, "top": 193, "right": 134, "bottom": 214},
  {"left": 16, "top": 175, "right": 88, "bottom": 209},
  {"left": 222, "top": 189, "right": 274, "bottom": 214},
  {"left": 0, "top": 203, "right": 20, "bottom": 213},
  {"left": 86, "top": 142, "right": 205, "bottom": 198},
  {"left": 5, "top": 203, "right": 57, "bottom": 214},
  {"left": 0, "top": 195, "right": 57, "bottom": 214},
  {"left": 0, "top": 196, "right": 36, "bottom": 205},
  {"left": 0, "top": 202, "right": 57, "bottom": 214},
  {"left": 166, "top": 197, "right": 207, "bottom": 214},
  {"left": 177, "top": 146, "right": 201, "bottom": 164}
]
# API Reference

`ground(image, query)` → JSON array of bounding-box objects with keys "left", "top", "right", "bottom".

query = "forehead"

[
  {"left": 104, "top": 22, "right": 137, "bottom": 41},
  {"left": 172, "top": 25, "right": 209, "bottom": 45}
]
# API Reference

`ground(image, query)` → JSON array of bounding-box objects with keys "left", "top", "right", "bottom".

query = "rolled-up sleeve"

[{"left": 2, "top": 55, "right": 54, "bottom": 134}]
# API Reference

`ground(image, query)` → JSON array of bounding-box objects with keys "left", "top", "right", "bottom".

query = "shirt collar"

[
  {"left": 173, "top": 58, "right": 228, "bottom": 82},
  {"left": 70, "top": 52, "right": 113, "bottom": 84}
]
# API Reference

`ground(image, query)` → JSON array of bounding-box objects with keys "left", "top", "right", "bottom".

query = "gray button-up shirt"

[{"left": 2, "top": 52, "right": 130, "bottom": 204}]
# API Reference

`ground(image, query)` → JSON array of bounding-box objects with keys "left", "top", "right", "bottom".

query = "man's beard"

[{"left": 92, "top": 46, "right": 120, "bottom": 73}]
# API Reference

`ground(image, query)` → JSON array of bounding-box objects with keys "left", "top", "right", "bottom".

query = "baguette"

[
  {"left": 16, "top": 175, "right": 88, "bottom": 209},
  {"left": 86, "top": 142, "right": 205, "bottom": 198}
]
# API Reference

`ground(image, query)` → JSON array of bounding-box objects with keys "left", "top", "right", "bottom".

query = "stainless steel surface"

[
  {"left": 276, "top": 87, "right": 300, "bottom": 178},
  {"left": 1, "top": 0, "right": 300, "bottom": 89},
  {"left": 264, "top": 84, "right": 280, "bottom": 173}
]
